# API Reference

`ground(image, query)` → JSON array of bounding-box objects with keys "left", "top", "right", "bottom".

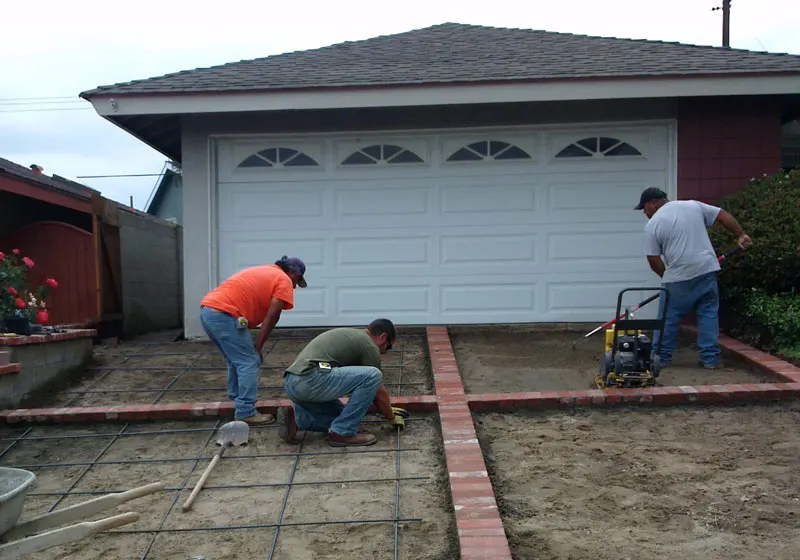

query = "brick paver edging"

[
  {"left": 681, "top": 325, "right": 800, "bottom": 383},
  {"left": 0, "top": 329, "right": 97, "bottom": 346},
  {"left": 427, "top": 326, "right": 514, "bottom": 560},
  {"left": 0, "top": 395, "right": 437, "bottom": 425}
]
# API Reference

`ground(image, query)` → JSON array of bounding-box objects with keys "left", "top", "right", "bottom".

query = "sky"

[{"left": 1, "top": 0, "right": 798, "bottom": 210}]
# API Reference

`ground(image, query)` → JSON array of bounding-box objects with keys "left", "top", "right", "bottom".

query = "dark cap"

[
  {"left": 634, "top": 187, "right": 668, "bottom": 210},
  {"left": 277, "top": 256, "right": 307, "bottom": 288}
]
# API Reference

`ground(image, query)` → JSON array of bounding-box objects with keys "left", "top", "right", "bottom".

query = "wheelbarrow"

[{"left": 0, "top": 467, "right": 163, "bottom": 559}]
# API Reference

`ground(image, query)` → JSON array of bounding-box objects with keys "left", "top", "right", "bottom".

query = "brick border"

[
  {"left": 427, "top": 326, "right": 513, "bottom": 560},
  {"left": 0, "top": 329, "right": 97, "bottom": 346},
  {"left": 0, "top": 395, "right": 437, "bottom": 425},
  {"left": 0, "top": 363, "right": 21, "bottom": 376}
]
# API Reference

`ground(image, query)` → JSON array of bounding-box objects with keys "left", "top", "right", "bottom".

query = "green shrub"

[
  {"left": 738, "top": 289, "right": 800, "bottom": 357},
  {"left": 709, "top": 169, "right": 800, "bottom": 307}
]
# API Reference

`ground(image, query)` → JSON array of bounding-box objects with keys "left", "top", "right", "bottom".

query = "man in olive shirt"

[{"left": 277, "top": 318, "right": 407, "bottom": 447}]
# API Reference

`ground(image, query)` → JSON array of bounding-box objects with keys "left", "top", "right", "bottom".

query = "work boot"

[
  {"left": 328, "top": 432, "right": 377, "bottom": 447},
  {"left": 237, "top": 412, "right": 275, "bottom": 425},
  {"left": 277, "top": 406, "right": 301, "bottom": 444},
  {"left": 698, "top": 360, "right": 724, "bottom": 370}
]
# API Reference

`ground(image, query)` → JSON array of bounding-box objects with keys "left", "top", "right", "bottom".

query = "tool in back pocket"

[
  {"left": 236, "top": 317, "right": 249, "bottom": 330},
  {"left": 317, "top": 361, "right": 332, "bottom": 372}
]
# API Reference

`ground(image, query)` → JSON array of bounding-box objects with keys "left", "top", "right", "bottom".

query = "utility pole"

[{"left": 712, "top": 0, "right": 732, "bottom": 48}]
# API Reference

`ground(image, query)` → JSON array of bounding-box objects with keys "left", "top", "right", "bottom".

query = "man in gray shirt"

[{"left": 636, "top": 187, "right": 752, "bottom": 369}]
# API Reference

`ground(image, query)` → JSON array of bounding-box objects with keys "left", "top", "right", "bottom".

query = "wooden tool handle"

[
  {"left": 181, "top": 448, "right": 224, "bottom": 512},
  {"left": 0, "top": 512, "right": 139, "bottom": 560},
  {"left": 2, "top": 482, "right": 164, "bottom": 542}
]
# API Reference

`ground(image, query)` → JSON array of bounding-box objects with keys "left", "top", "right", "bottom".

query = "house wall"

[
  {"left": 179, "top": 95, "right": 786, "bottom": 338},
  {"left": 118, "top": 209, "right": 183, "bottom": 338},
  {"left": 677, "top": 96, "right": 783, "bottom": 202},
  {"left": 149, "top": 174, "right": 183, "bottom": 224}
]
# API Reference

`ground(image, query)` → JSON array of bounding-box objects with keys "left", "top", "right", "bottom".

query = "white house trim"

[{"left": 86, "top": 75, "right": 800, "bottom": 117}]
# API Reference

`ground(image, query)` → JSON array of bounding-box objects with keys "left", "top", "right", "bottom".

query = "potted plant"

[{"left": 0, "top": 249, "right": 58, "bottom": 336}]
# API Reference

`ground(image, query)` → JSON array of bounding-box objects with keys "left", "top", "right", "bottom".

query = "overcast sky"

[{"left": 1, "top": 0, "right": 798, "bottom": 210}]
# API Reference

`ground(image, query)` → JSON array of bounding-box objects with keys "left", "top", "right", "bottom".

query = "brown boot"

[
  {"left": 237, "top": 412, "right": 275, "bottom": 426},
  {"left": 328, "top": 432, "right": 377, "bottom": 447},
  {"left": 277, "top": 406, "right": 301, "bottom": 444}
]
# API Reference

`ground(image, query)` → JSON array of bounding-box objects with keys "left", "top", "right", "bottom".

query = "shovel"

[{"left": 181, "top": 421, "right": 249, "bottom": 512}]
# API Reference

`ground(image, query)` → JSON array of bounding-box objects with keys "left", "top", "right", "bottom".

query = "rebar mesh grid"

[
  {"left": 43, "top": 332, "right": 432, "bottom": 407},
  {"left": 0, "top": 339, "right": 433, "bottom": 559}
]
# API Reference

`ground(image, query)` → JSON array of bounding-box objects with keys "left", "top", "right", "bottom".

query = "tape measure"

[{"left": 236, "top": 317, "right": 249, "bottom": 330}]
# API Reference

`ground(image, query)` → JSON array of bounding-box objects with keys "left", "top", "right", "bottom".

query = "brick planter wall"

[{"left": 0, "top": 329, "right": 96, "bottom": 409}]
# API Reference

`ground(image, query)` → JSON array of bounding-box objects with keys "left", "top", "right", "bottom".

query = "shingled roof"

[
  {"left": 80, "top": 22, "right": 800, "bottom": 97},
  {"left": 0, "top": 157, "right": 99, "bottom": 201}
]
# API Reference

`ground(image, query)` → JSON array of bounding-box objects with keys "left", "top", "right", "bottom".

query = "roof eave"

[{"left": 83, "top": 71, "right": 800, "bottom": 121}]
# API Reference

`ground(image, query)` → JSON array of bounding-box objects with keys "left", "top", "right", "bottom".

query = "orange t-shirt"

[{"left": 201, "top": 265, "right": 294, "bottom": 326}]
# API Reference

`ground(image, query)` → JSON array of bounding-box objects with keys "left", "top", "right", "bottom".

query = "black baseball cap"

[{"left": 634, "top": 187, "right": 668, "bottom": 210}]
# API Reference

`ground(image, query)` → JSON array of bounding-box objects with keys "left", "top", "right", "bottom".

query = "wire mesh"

[{"left": 0, "top": 335, "right": 426, "bottom": 558}]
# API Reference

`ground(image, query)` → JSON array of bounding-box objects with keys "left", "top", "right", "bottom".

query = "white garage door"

[{"left": 215, "top": 123, "right": 674, "bottom": 327}]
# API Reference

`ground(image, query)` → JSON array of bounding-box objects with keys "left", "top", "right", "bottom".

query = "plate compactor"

[{"left": 595, "top": 287, "right": 670, "bottom": 389}]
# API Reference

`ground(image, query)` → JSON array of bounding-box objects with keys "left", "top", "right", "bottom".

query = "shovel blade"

[{"left": 216, "top": 420, "right": 249, "bottom": 447}]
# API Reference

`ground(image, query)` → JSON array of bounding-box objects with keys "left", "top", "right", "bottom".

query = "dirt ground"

[
  {"left": 475, "top": 402, "right": 800, "bottom": 560},
  {"left": 38, "top": 328, "right": 432, "bottom": 408},
  {"left": 0, "top": 415, "right": 457, "bottom": 560},
  {"left": 449, "top": 326, "right": 771, "bottom": 393}
]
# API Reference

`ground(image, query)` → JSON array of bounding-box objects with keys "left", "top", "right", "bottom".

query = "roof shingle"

[
  {"left": 0, "top": 157, "right": 98, "bottom": 201},
  {"left": 80, "top": 22, "right": 800, "bottom": 97}
]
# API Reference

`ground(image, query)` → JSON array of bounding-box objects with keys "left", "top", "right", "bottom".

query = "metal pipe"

[{"left": 114, "top": 517, "right": 423, "bottom": 535}]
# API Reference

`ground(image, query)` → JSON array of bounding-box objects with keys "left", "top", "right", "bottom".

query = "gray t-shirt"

[
  {"left": 284, "top": 328, "right": 382, "bottom": 376},
  {"left": 643, "top": 200, "right": 721, "bottom": 283}
]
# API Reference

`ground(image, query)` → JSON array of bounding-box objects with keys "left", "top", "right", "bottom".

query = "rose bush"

[{"left": 0, "top": 249, "right": 58, "bottom": 325}]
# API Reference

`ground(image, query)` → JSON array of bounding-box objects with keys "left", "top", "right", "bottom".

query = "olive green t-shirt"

[{"left": 284, "top": 328, "right": 382, "bottom": 376}]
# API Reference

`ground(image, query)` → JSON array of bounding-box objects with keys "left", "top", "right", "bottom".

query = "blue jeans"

[
  {"left": 284, "top": 366, "right": 382, "bottom": 436},
  {"left": 654, "top": 271, "right": 721, "bottom": 366},
  {"left": 199, "top": 306, "right": 260, "bottom": 419}
]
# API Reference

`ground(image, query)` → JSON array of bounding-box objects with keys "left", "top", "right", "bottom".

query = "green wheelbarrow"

[{"left": 0, "top": 467, "right": 163, "bottom": 559}]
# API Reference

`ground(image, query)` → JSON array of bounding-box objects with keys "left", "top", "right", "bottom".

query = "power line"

[
  {"left": 0, "top": 95, "right": 77, "bottom": 102},
  {"left": 0, "top": 107, "right": 92, "bottom": 114},
  {"left": 77, "top": 173, "right": 168, "bottom": 179}
]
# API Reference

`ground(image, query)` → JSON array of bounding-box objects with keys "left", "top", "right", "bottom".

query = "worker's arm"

[
  {"left": 714, "top": 208, "right": 753, "bottom": 249},
  {"left": 647, "top": 256, "right": 665, "bottom": 278},
  {"left": 643, "top": 227, "right": 665, "bottom": 278},
  {"left": 372, "top": 385, "right": 395, "bottom": 421},
  {"left": 255, "top": 297, "right": 288, "bottom": 359}
]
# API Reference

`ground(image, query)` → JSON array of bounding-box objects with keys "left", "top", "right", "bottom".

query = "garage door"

[{"left": 215, "top": 123, "right": 674, "bottom": 327}]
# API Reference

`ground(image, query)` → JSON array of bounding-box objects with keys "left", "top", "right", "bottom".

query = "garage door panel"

[
  {"left": 545, "top": 276, "right": 660, "bottom": 320},
  {"left": 440, "top": 233, "right": 537, "bottom": 266},
  {"left": 440, "top": 282, "right": 537, "bottom": 316},
  {"left": 545, "top": 174, "right": 665, "bottom": 217},
  {"left": 336, "top": 284, "right": 431, "bottom": 316},
  {"left": 291, "top": 287, "right": 328, "bottom": 319},
  {"left": 336, "top": 236, "right": 432, "bottom": 268}
]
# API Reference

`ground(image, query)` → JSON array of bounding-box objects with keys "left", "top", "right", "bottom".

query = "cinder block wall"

[{"left": 119, "top": 210, "right": 183, "bottom": 338}]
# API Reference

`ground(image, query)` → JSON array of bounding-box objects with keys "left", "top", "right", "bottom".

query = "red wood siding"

[
  {"left": 1, "top": 221, "right": 97, "bottom": 325},
  {"left": 677, "top": 98, "right": 783, "bottom": 202}
]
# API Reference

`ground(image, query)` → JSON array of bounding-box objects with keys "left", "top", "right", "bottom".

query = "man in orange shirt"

[{"left": 200, "top": 256, "right": 307, "bottom": 425}]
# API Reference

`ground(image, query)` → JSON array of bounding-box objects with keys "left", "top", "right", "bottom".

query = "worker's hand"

[
  {"left": 390, "top": 413, "right": 405, "bottom": 430},
  {"left": 391, "top": 407, "right": 410, "bottom": 419},
  {"left": 737, "top": 233, "right": 753, "bottom": 251},
  {"left": 256, "top": 347, "right": 263, "bottom": 365}
]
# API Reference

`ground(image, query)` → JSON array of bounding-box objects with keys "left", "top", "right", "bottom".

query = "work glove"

[{"left": 389, "top": 407, "right": 409, "bottom": 430}]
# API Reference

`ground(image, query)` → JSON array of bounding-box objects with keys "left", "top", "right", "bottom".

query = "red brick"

[
  {"left": 0, "top": 363, "right": 21, "bottom": 376},
  {"left": 0, "top": 351, "right": 10, "bottom": 366},
  {"left": 459, "top": 536, "right": 512, "bottom": 549},
  {"left": 648, "top": 386, "right": 685, "bottom": 405},
  {"left": 455, "top": 505, "right": 502, "bottom": 521},
  {"left": 678, "top": 386, "right": 700, "bottom": 401},
  {"left": 694, "top": 385, "right": 732, "bottom": 403}
]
